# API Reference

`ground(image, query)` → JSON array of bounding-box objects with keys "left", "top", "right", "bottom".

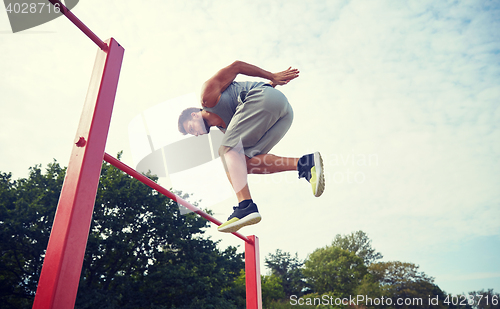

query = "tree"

[
  {"left": 261, "top": 273, "right": 286, "bottom": 306},
  {"left": 332, "top": 230, "right": 383, "bottom": 265},
  {"left": 265, "top": 249, "right": 307, "bottom": 297},
  {"left": 473, "top": 289, "right": 500, "bottom": 309},
  {"left": 365, "top": 261, "right": 448, "bottom": 309},
  {"left": 447, "top": 289, "right": 500, "bottom": 309},
  {"left": 0, "top": 162, "right": 65, "bottom": 309},
  {"left": 231, "top": 269, "right": 286, "bottom": 308},
  {"left": 369, "top": 261, "right": 433, "bottom": 286},
  {"left": 0, "top": 158, "right": 245, "bottom": 309},
  {"left": 303, "top": 246, "right": 367, "bottom": 297}
]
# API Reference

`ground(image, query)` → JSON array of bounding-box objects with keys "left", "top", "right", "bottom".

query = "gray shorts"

[{"left": 221, "top": 85, "right": 294, "bottom": 158}]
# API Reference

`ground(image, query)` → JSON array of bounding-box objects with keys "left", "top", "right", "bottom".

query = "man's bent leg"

[
  {"left": 218, "top": 145, "right": 261, "bottom": 233},
  {"left": 246, "top": 152, "right": 326, "bottom": 197},
  {"left": 219, "top": 145, "right": 252, "bottom": 202},
  {"left": 246, "top": 154, "right": 299, "bottom": 174}
]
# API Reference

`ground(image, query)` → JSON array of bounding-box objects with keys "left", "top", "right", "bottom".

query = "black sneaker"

[
  {"left": 217, "top": 203, "right": 262, "bottom": 233},
  {"left": 298, "top": 152, "right": 325, "bottom": 197}
]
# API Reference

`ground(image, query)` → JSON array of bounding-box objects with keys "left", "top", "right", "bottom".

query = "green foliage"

[
  {"left": 265, "top": 249, "right": 307, "bottom": 297},
  {"left": 2, "top": 165, "right": 497, "bottom": 309},
  {"left": 0, "top": 162, "right": 65, "bottom": 309},
  {"left": 472, "top": 289, "right": 500, "bottom": 309},
  {"left": 445, "top": 289, "right": 500, "bottom": 309},
  {"left": 355, "top": 273, "right": 393, "bottom": 309},
  {"left": 0, "top": 159, "right": 244, "bottom": 309},
  {"left": 229, "top": 270, "right": 247, "bottom": 307},
  {"left": 76, "top": 160, "right": 245, "bottom": 309},
  {"left": 268, "top": 234, "right": 498, "bottom": 309},
  {"left": 332, "top": 230, "right": 383, "bottom": 265},
  {"left": 231, "top": 268, "right": 286, "bottom": 307},
  {"left": 369, "top": 261, "right": 433, "bottom": 285},
  {"left": 262, "top": 273, "right": 286, "bottom": 307},
  {"left": 293, "top": 291, "right": 346, "bottom": 308},
  {"left": 303, "top": 246, "right": 367, "bottom": 297},
  {"left": 363, "top": 261, "right": 447, "bottom": 309},
  {"left": 265, "top": 299, "right": 314, "bottom": 309}
]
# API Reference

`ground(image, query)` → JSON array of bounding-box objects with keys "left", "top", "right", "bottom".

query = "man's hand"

[{"left": 270, "top": 67, "right": 300, "bottom": 87}]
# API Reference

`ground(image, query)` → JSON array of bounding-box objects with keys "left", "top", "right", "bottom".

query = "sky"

[{"left": 1, "top": 0, "right": 499, "bottom": 296}]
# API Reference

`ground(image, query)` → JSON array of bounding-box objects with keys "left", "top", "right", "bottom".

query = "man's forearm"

[{"left": 233, "top": 61, "right": 274, "bottom": 81}]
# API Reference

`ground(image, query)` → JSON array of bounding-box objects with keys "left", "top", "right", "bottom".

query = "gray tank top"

[{"left": 203, "top": 81, "right": 267, "bottom": 131}]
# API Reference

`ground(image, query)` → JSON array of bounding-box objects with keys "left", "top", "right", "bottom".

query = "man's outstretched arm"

[{"left": 201, "top": 61, "right": 299, "bottom": 107}]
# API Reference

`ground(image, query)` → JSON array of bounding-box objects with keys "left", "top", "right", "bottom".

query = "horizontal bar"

[
  {"left": 103, "top": 153, "right": 252, "bottom": 244},
  {"left": 48, "top": 0, "right": 108, "bottom": 51}
]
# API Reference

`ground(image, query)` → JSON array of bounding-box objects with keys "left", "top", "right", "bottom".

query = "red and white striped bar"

[
  {"left": 48, "top": 0, "right": 108, "bottom": 50},
  {"left": 103, "top": 153, "right": 253, "bottom": 244}
]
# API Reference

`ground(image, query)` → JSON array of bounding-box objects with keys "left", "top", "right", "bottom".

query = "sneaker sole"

[
  {"left": 217, "top": 213, "right": 262, "bottom": 233},
  {"left": 314, "top": 152, "right": 325, "bottom": 197}
]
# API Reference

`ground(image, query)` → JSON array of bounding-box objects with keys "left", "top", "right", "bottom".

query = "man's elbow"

[{"left": 230, "top": 60, "right": 243, "bottom": 73}]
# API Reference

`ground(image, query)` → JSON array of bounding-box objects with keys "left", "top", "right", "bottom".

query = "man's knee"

[
  {"left": 246, "top": 156, "right": 258, "bottom": 174},
  {"left": 218, "top": 145, "right": 232, "bottom": 158},
  {"left": 219, "top": 143, "right": 246, "bottom": 158}
]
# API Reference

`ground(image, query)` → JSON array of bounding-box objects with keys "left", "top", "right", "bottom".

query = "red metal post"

[
  {"left": 245, "top": 235, "right": 262, "bottom": 309},
  {"left": 102, "top": 153, "right": 252, "bottom": 244},
  {"left": 32, "top": 38, "right": 124, "bottom": 309}
]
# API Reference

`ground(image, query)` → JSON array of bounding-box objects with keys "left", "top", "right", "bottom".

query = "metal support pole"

[
  {"left": 245, "top": 235, "right": 262, "bottom": 309},
  {"left": 32, "top": 38, "right": 124, "bottom": 309},
  {"left": 48, "top": 0, "right": 108, "bottom": 50}
]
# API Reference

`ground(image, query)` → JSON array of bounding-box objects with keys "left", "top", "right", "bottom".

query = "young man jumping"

[{"left": 178, "top": 61, "right": 325, "bottom": 233}]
